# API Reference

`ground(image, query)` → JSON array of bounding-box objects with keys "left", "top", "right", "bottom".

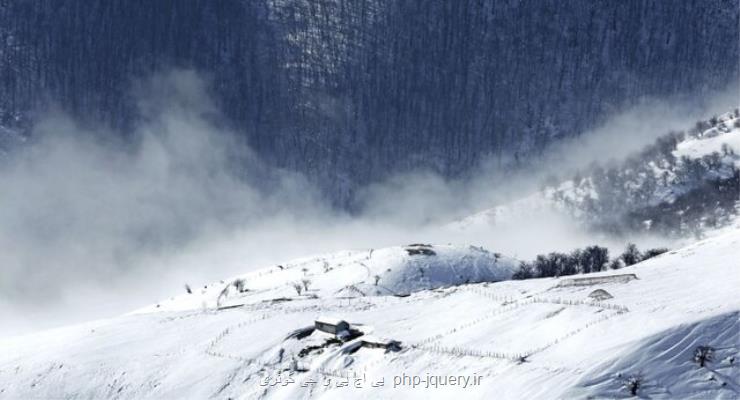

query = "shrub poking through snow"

[
  {"left": 292, "top": 282, "right": 303, "bottom": 295},
  {"left": 622, "top": 372, "right": 643, "bottom": 396},
  {"left": 184, "top": 284, "right": 192, "bottom": 294},
  {"left": 233, "top": 278, "right": 247, "bottom": 293},
  {"left": 693, "top": 345, "right": 715, "bottom": 367},
  {"left": 301, "top": 278, "right": 311, "bottom": 292},
  {"left": 641, "top": 248, "right": 668, "bottom": 260}
]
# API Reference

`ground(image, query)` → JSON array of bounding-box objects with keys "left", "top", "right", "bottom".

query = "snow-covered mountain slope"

[
  {"left": 1, "top": 231, "right": 738, "bottom": 399},
  {"left": 452, "top": 111, "right": 740, "bottom": 237},
  {"left": 673, "top": 113, "right": 740, "bottom": 167}
]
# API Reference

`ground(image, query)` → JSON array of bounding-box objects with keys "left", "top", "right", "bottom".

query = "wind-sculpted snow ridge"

[
  {"left": 132, "top": 244, "right": 519, "bottom": 314},
  {"left": 0, "top": 230, "right": 738, "bottom": 399}
]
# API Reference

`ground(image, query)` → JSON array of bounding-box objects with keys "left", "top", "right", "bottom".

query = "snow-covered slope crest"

[{"left": 135, "top": 244, "right": 518, "bottom": 314}]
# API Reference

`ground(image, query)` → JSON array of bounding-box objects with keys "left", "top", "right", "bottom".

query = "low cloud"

[{"left": 0, "top": 71, "right": 733, "bottom": 336}]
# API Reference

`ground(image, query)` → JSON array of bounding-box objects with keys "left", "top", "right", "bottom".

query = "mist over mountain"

[
  {"left": 1, "top": 0, "right": 737, "bottom": 204},
  {"left": 548, "top": 111, "right": 740, "bottom": 237},
  {"left": 1, "top": 3, "right": 740, "bottom": 398}
]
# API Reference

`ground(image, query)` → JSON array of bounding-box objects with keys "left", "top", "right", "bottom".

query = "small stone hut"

[{"left": 315, "top": 316, "right": 350, "bottom": 335}]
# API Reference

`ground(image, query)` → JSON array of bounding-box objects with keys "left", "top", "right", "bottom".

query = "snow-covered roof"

[{"left": 315, "top": 316, "right": 347, "bottom": 326}]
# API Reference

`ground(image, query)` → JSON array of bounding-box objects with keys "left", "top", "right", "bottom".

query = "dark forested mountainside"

[{"left": 1, "top": 0, "right": 738, "bottom": 204}]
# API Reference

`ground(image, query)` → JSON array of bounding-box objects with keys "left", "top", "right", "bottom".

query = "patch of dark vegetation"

[
  {"left": 513, "top": 243, "right": 668, "bottom": 280},
  {"left": 693, "top": 345, "right": 715, "bottom": 368},
  {"left": 233, "top": 279, "right": 248, "bottom": 293},
  {"left": 298, "top": 337, "right": 343, "bottom": 358},
  {"left": 621, "top": 372, "right": 644, "bottom": 396}
]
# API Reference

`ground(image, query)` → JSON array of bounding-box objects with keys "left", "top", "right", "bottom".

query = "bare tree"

[
  {"left": 512, "top": 262, "right": 534, "bottom": 280},
  {"left": 642, "top": 248, "right": 668, "bottom": 261},
  {"left": 622, "top": 373, "right": 643, "bottom": 396},
  {"left": 301, "top": 278, "right": 311, "bottom": 291},
  {"left": 233, "top": 278, "right": 247, "bottom": 293},
  {"left": 693, "top": 346, "right": 715, "bottom": 367},
  {"left": 292, "top": 282, "right": 303, "bottom": 295},
  {"left": 621, "top": 243, "right": 642, "bottom": 267}
]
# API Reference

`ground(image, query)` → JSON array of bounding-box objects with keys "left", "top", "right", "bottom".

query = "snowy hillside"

[
  {"left": 1, "top": 232, "right": 738, "bottom": 399},
  {"left": 134, "top": 244, "right": 518, "bottom": 314},
  {"left": 452, "top": 110, "right": 740, "bottom": 237},
  {"left": 673, "top": 112, "right": 740, "bottom": 167}
]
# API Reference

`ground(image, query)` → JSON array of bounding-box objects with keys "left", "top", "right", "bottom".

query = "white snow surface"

[
  {"left": 131, "top": 244, "right": 518, "bottom": 314},
  {"left": 0, "top": 233, "right": 738, "bottom": 399},
  {"left": 673, "top": 114, "right": 740, "bottom": 167}
]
